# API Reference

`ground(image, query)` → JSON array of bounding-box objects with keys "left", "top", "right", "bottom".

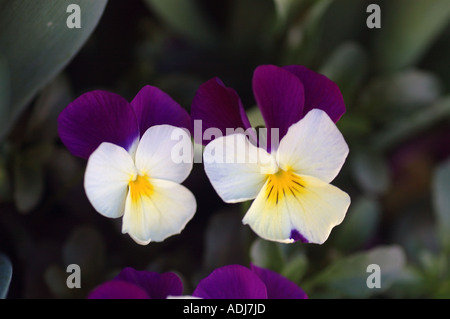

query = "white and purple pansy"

[
  {"left": 58, "top": 85, "right": 197, "bottom": 245},
  {"left": 191, "top": 65, "right": 351, "bottom": 244}
]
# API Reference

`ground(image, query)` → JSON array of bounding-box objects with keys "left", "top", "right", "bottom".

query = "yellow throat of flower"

[
  {"left": 265, "top": 169, "right": 305, "bottom": 205},
  {"left": 128, "top": 174, "right": 154, "bottom": 203}
]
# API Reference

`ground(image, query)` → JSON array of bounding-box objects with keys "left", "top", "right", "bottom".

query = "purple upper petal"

[
  {"left": 131, "top": 85, "right": 192, "bottom": 136},
  {"left": 114, "top": 267, "right": 183, "bottom": 299},
  {"left": 193, "top": 265, "right": 268, "bottom": 299},
  {"left": 191, "top": 78, "right": 253, "bottom": 145},
  {"left": 283, "top": 65, "right": 345, "bottom": 123},
  {"left": 88, "top": 280, "right": 149, "bottom": 299},
  {"left": 252, "top": 65, "right": 305, "bottom": 151},
  {"left": 58, "top": 90, "right": 140, "bottom": 159},
  {"left": 250, "top": 264, "right": 308, "bottom": 299}
]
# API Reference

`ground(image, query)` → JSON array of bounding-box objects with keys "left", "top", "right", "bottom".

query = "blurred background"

[{"left": 0, "top": 0, "right": 449, "bottom": 299}]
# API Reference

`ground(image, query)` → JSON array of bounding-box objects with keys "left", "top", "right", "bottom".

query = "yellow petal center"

[
  {"left": 129, "top": 174, "right": 153, "bottom": 204},
  {"left": 265, "top": 169, "right": 305, "bottom": 205}
]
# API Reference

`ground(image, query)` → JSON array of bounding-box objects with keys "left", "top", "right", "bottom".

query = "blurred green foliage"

[
  {"left": 0, "top": 0, "right": 449, "bottom": 298},
  {"left": 0, "top": 0, "right": 108, "bottom": 139}
]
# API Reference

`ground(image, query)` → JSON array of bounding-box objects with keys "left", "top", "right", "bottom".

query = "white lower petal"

[
  {"left": 276, "top": 109, "right": 349, "bottom": 183},
  {"left": 122, "top": 177, "right": 196, "bottom": 244},
  {"left": 203, "top": 133, "right": 278, "bottom": 203},
  {"left": 242, "top": 173, "right": 350, "bottom": 244},
  {"left": 84, "top": 142, "right": 137, "bottom": 218},
  {"left": 135, "top": 125, "right": 193, "bottom": 183}
]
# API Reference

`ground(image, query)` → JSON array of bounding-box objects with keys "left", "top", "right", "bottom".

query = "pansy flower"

[
  {"left": 88, "top": 264, "right": 307, "bottom": 299},
  {"left": 58, "top": 86, "right": 196, "bottom": 245},
  {"left": 88, "top": 267, "right": 183, "bottom": 299},
  {"left": 191, "top": 65, "right": 350, "bottom": 244},
  {"left": 193, "top": 264, "right": 308, "bottom": 299}
]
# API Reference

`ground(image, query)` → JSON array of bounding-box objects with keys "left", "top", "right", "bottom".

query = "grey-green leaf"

[
  {"left": 0, "top": 0, "right": 108, "bottom": 140},
  {"left": 374, "top": 0, "right": 450, "bottom": 71},
  {"left": 306, "top": 246, "right": 406, "bottom": 298},
  {"left": 273, "top": 0, "right": 307, "bottom": 26},
  {"left": 372, "top": 96, "right": 450, "bottom": 151},
  {"left": 63, "top": 226, "right": 106, "bottom": 280},
  {"left": 351, "top": 149, "right": 390, "bottom": 195},
  {"left": 284, "top": 0, "right": 333, "bottom": 64},
  {"left": 273, "top": 0, "right": 294, "bottom": 21},
  {"left": 281, "top": 254, "right": 308, "bottom": 284},
  {"left": 0, "top": 54, "right": 11, "bottom": 125},
  {"left": 319, "top": 42, "right": 369, "bottom": 105},
  {"left": 250, "top": 238, "right": 285, "bottom": 273},
  {"left": 144, "top": 0, "right": 216, "bottom": 45},
  {"left": 432, "top": 159, "right": 450, "bottom": 251},
  {"left": 0, "top": 253, "right": 13, "bottom": 299},
  {"left": 203, "top": 209, "right": 248, "bottom": 271},
  {"left": 359, "top": 69, "right": 442, "bottom": 122},
  {"left": 13, "top": 143, "right": 54, "bottom": 213},
  {"left": 333, "top": 196, "right": 381, "bottom": 251}
]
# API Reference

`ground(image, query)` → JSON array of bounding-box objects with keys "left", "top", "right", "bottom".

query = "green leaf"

[
  {"left": 273, "top": 0, "right": 308, "bottom": 27},
  {"left": 63, "top": 226, "right": 106, "bottom": 280},
  {"left": 374, "top": 0, "right": 450, "bottom": 71},
  {"left": 351, "top": 149, "right": 390, "bottom": 195},
  {"left": 284, "top": 0, "right": 368, "bottom": 65},
  {"left": 250, "top": 238, "right": 285, "bottom": 272},
  {"left": 359, "top": 69, "right": 443, "bottom": 122},
  {"left": 0, "top": 253, "right": 12, "bottom": 299},
  {"left": 44, "top": 265, "right": 72, "bottom": 298},
  {"left": 144, "top": 0, "right": 216, "bottom": 45},
  {"left": 227, "top": 0, "right": 276, "bottom": 52},
  {"left": 284, "top": 0, "right": 333, "bottom": 64},
  {"left": 385, "top": 265, "right": 426, "bottom": 298},
  {"left": 319, "top": 42, "right": 369, "bottom": 106},
  {"left": 434, "top": 283, "right": 450, "bottom": 299},
  {"left": 13, "top": 143, "right": 54, "bottom": 213},
  {"left": 0, "top": 0, "right": 108, "bottom": 139},
  {"left": 0, "top": 155, "right": 11, "bottom": 202},
  {"left": 372, "top": 96, "right": 450, "bottom": 151},
  {"left": 306, "top": 246, "right": 406, "bottom": 298},
  {"left": 0, "top": 54, "right": 10, "bottom": 125},
  {"left": 246, "top": 106, "right": 265, "bottom": 128},
  {"left": 335, "top": 113, "right": 372, "bottom": 138},
  {"left": 203, "top": 209, "right": 248, "bottom": 271},
  {"left": 25, "top": 74, "right": 73, "bottom": 140},
  {"left": 273, "top": 0, "right": 294, "bottom": 21},
  {"left": 333, "top": 196, "right": 381, "bottom": 251},
  {"left": 281, "top": 254, "right": 309, "bottom": 284},
  {"left": 432, "top": 159, "right": 450, "bottom": 251}
]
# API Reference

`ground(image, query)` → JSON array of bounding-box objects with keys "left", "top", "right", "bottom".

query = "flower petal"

[
  {"left": 84, "top": 142, "right": 136, "bottom": 219},
  {"left": 284, "top": 65, "right": 345, "bottom": 122},
  {"left": 122, "top": 178, "right": 196, "bottom": 244},
  {"left": 191, "top": 77, "right": 253, "bottom": 145},
  {"left": 277, "top": 109, "right": 349, "bottom": 183},
  {"left": 58, "top": 90, "right": 140, "bottom": 159},
  {"left": 252, "top": 65, "right": 305, "bottom": 150},
  {"left": 242, "top": 173, "right": 350, "bottom": 244},
  {"left": 203, "top": 133, "right": 278, "bottom": 203},
  {"left": 131, "top": 85, "right": 192, "bottom": 136},
  {"left": 114, "top": 267, "right": 183, "bottom": 299},
  {"left": 135, "top": 125, "right": 193, "bottom": 184},
  {"left": 250, "top": 264, "right": 308, "bottom": 299},
  {"left": 193, "top": 265, "right": 268, "bottom": 299},
  {"left": 88, "top": 281, "right": 149, "bottom": 299}
]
